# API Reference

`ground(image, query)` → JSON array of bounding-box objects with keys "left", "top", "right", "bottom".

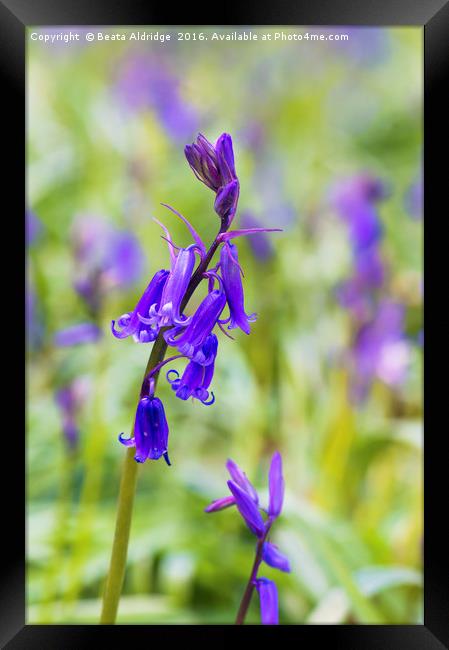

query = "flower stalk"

[
  {"left": 101, "top": 224, "right": 229, "bottom": 623},
  {"left": 100, "top": 132, "right": 281, "bottom": 623},
  {"left": 235, "top": 524, "right": 271, "bottom": 625}
]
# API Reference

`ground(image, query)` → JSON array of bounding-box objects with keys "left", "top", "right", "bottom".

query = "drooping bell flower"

[
  {"left": 189, "top": 333, "right": 218, "bottom": 366},
  {"left": 151, "top": 245, "right": 197, "bottom": 327},
  {"left": 119, "top": 395, "right": 170, "bottom": 465},
  {"left": 255, "top": 578, "right": 279, "bottom": 625},
  {"left": 185, "top": 133, "right": 240, "bottom": 226},
  {"left": 262, "top": 542, "right": 291, "bottom": 573},
  {"left": 220, "top": 242, "right": 256, "bottom": 335},
  {"left": 111, "top": 269, "right": 169, "bottom": 343},
  {"left": 166, "top": 360, "right": 215, "bottom": 405},
  {"left": 165, "top": 284, "right": 226, "bottom": 358}
]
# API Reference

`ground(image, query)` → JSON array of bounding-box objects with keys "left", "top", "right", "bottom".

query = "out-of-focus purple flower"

[
  {"left": 405, "top": 175, "right": 423, "bottom": 220},
  {"left": 240, "top": 213, "right": 275, "bottom": 262},
  {"left": 72, "top": 216, "right": 146, "bottom": 314},
  {"left": 332, "top": 173, "right": 386, "bottom": 321},
  {"left": 119, "top": 395, "right": 170, "bottom": 465},
  {"left": 262, "top": 542, "right": 291, "bottom": 573},
  {"left": 116, "top": 55, "right": 198, "bottom": 142},
  {"left": 54, "top": 322, "right": 102, "bottom": 347},
  {"left": 220, "top": 242, "right": 256, "bottom": 335},
  {"left": 349, "top": 300, "right": 411, "bottom": 403},
  {"left": 255, "top": 578, "right": 279, "bottom": 625},
  {"left": 336, "top": 248, "right": 385, "bottom": 320},
  {"left": 111, "top": 269, "right": 169, "bottom": 343},
  {"left": 185, "top": 133, "right": 240, "bottom": 226},
  {"left": 55, "top": 377, "right": 90, "bottom": 450},
  {"left": 26, "top": 209, "right": 42, "bottom": 246},
  {"left": 240, "top": 120, "right": 266, "bottom": 155},
  {"left": 332, "top": 174, "right": 386, "bottom": 252},
  {"left": 26, "top": 284, "right": 44, "bottom": 350}
]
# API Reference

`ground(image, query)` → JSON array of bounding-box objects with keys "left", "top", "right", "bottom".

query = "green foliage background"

[{"left": 27, "top": 27, "right": 423, "bottom": 624}]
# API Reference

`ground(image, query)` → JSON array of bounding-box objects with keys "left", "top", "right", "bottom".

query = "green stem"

[{"left": 100, "top": 335, "right": 168, "bottom": 624}]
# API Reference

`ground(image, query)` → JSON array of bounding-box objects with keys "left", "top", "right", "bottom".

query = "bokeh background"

[{"left": 26, "top": 26, "right": 423, "bottom": 624}]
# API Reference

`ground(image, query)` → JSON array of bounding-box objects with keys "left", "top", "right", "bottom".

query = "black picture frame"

[{"left": 3, "top": 0, "right": 447, "bottom": 646}]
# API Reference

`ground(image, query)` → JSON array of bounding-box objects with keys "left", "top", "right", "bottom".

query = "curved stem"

[
  {"left": 235, "top": 539, "right": 264, "bottom": 625},
  {"left": 235, "top": 521, "right": 272, "bottom": 625},
  {"left": 100, "top": 226, "right": 225, "bottom": 624}
]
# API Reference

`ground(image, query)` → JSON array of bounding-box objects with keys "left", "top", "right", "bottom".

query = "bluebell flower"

[
  {"left": 165, "top": 283, "right": 226, "bottom": 358},
  {"left": 262, "top": 542, "right": 290, "bottom": 573},
  {"left": 190, "top": 333, "right": 218, "bottom": 366},
  {"left": 167, "top": 360, "right": 215, "bottom": 405},
  {"left": 220, "top": 242, "right": 256, "bottom": 335},
  {"left": 150, "top": 245, "right": 197, "bottom": 326},
  {"left": 111, "top": 131, "right": 281, "bottom": 466},
  {"left": 268, "top": 451, "right": 284, "bottom": 517},
  {"left": 119, "top": 395, "right": 170, "bottom": 465},
  {"left": 205, "top": 452, "right": 289, "bottom": 625},
  {"left": 255, "top": 578, "right": 279, "bottom": 625},
  {"left": 111, "top": 269, "right": 169, "bottom": 342},
  {"left": 185, "top": 133, "right": 240, "bottom": 226},
  {"left": 226, "top": 458, "right": 258, "bottom": 504},
  {"left": 227, "top": 480, "right": 266, "bottom": 538}
]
